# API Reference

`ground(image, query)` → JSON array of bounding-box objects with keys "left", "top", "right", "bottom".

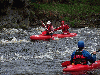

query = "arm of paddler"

[
  {"left": 51, "top": 26, "right": 54, "bottom": 32},
  {"left": 85, "top": 51, "right": 96, "bottom": 63},
  {"left": 54, "top": 26, "right": 62, "bottom": 31},
  {"left": 91, "top": 51, "right": 96, "bottom": 61},
  {"left": 65, "top": 24, "right": 69, "bottom": 29},
  {"left": 93, "top": 54, "right": 96, "bottom": 61}
]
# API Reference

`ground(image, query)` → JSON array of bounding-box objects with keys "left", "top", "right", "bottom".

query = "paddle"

[
  {"left": 96, "top": 48, "right": 100, "bottom": 52},
  {"left": 91, "top": 48, "right": 100, "bottom": 54},
  {"left": 41, "top": 21, "right": 60, "bottom": 40},
  {"left": 41, "top": 21, "right": 47, "bottom": 35}
]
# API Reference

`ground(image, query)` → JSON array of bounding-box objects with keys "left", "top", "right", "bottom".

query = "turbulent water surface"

[{"left": 0, "top": 27, "right": 100, "bottom": 75}]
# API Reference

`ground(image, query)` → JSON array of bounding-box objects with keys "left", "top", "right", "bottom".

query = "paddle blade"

[
  {"left": 61, "top": 61, "right": 71, "bottom": 67},
  {"left": 42, "top": 31, "right": 47, "bottom": 35}
]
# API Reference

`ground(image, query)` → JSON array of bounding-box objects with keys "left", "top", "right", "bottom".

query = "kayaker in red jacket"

[
  {"left": 70, "top": 41, "right": 96, "bottom": 65},
  {"left": 42, "top": 21, "right": 54, "bottom": 37},
  {"left": 54, "top": 21, "right": 69, "bottom": 34}
]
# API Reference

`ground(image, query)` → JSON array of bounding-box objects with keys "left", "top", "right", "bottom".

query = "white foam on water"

[
  {"left": 90, "top": 46, "right": 95, "bottom": 52},
  {"left": 85, "top": 27, "right": 88, "bottom": 29},
  {"left": 92, "top": 43, "right": 97, "bottom": 46},
  {"left": 35, "top": 27, "right": 39, "bottom": 30},
  {"left": 0, "top": 39, "right": 9, "bottom": 44},
  {"left": 31, "top": 28, "right": 36, "bottom": 31},
  {"left": 34, "top": 53, "right": 53, "bottom": 60},
  {"left": 0, "top": 55, "right": 10, "bottom": 62},
  {"left": 38, "top": 27, "right": 45, "bottom": 31},
  {"left": 54, "top": 37, "right": 59, "bottom": 40},
  {"left": 56, "top": 50, "right": 60, "bottom": 54},
  {"left": 0, "top": 55, "right": 4, "bottom": 62},
  {"left": 87, "top": 31, "right": 91, "bottom": 34},
  {"left": 19, "top": 29, "right": 23, "bottom": 32},
  {"left": 3, "top": 28, "right": 19, "bottom": 34},
  {"left": 94, "top": 37, "right": 97, "bottom": 40},
  {"left": 61, "top": 51, "right": 66, "bottom": 56},
  {"left": 38, "top": 31, "right": 42, "bottom": 34},
  {"left": 78, "top": 29, "right": 81, "bottom": 33},
  {"left": 14, "top": 53, "right": 33, "bottom": 61},
  {"left": 84, "top": 31, "right": 86, "bottom": 33},
  {"left": 11, "top": 37, "right": 17, "bottom": 43},
  {"left": 34, "top": 50, "right": 54, "bottom": 60},
  {"left": 72, "top": 46, "right": 78, "bottom": 50},
  {"left": 48, "top": 48, "right": 52, "bottom": 50},
  {"left": 81, "top": 28, "right": 85, "bottom": 30},
  {"left": 47, "top": 44, "right": 50, "bottom": 46},
  {"left": 0, "top": 37, "right": 30, "bottom": 44},
  {"left": 23, "top": 30, "right": 27, "bottom": 34}
]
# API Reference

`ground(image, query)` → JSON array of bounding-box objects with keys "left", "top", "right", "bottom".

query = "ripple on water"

[{"left": 0, "top": 28, "right": 100, "bottom": 75}]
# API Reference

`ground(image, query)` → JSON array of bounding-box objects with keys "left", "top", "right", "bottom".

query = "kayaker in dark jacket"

[
  {"left": 70, "top": 41, "right": 96, "bottom": 65},
  {"left": 42, "top": 21, "right": 54, "bottom": 37},
  {"left": 54, "top": 21, "right": 69, "bottom": 34}
]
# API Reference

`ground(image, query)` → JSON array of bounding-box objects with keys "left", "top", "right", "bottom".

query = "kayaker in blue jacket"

[{"left": 70, "top": 41, "right": 96, "bottom": 65}]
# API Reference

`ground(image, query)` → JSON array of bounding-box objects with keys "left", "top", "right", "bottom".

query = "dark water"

[{"left": 0, "top": 27, "right": 100, "bottom": 75}]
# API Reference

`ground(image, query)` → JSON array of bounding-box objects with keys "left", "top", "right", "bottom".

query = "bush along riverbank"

[
  {"left": 0, "top": 0, "right": 100, "bottom": 30},
  {"left": 30, "top": 1, "right": 100, "bottom": 28},
  {"left": 0, "top": 0, "right": 30, "bottom": 29}
]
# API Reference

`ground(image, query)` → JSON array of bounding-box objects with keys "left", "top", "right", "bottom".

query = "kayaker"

[
  {"left": 54, "top": 21, "right": 69, "bottom": 34},
  {"left": 70, "top": 41, "right": 96, "bottom": 65},
  {"left": 42, "top": 21, "right": 54, "bottom": 37}
]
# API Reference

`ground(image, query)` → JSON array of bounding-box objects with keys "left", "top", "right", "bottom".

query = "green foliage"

[
  {"left": 30, "top": 3, "right": 41, "bottom": 11},
  {"left": 70, "top": 21, "right": 75, "bottom": 27},
  {"left": 30, "top": 1, "right": 100, "bottom": 27},
  {"left": 64, "top": 17, "right": 70, "bottom": 21},
  {"left": 30, "top": 11, "right": 35, "bottom": 15},
  {"left": 70, "top": 19, "right": 78, "bottom": 27},
  {"left": 78, "top": 20, "right": 81, "bottom": 23},
  {"left": 30, "top": 0, "right": 37, "bottom": 2}
]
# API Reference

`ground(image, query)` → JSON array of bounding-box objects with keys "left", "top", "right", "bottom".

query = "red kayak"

[
  {"left": 30, "top": 35, "right": 52, "bottom": 40},
  {"left": 61, "top": 60, "right": 100, "bottom": 72},
  {"left": 30, "top": 33, "right": 77, "bottom": 40}
]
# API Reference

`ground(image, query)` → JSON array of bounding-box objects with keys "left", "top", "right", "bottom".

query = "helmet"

[
  {"left": 47, "top": 21, "right": 51, "bottom": 24},
  {"left": 78, "top": 41, "right": 84, "bottom": 47},
  {"left": 61, "top": 21, "right": 64, "bottom": 25}
]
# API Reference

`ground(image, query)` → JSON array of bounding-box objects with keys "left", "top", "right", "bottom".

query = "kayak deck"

[
  {"left": 53, "top": 33, "right": 77, "bottom": 38},
  {"left": 62, "top": 60, "right": 100, "bottom": 72},
  {"left": 30, "top": 33, "right": 77, "bottom": 40}
]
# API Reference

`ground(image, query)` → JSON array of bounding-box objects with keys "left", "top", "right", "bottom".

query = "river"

[{"left": 0, "top": 27, "right": 100, "bottom": 75}]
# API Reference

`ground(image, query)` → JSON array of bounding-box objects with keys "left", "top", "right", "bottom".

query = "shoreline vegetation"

[{"left": 0, "top": 0, "right": 100, "bottom": 29}]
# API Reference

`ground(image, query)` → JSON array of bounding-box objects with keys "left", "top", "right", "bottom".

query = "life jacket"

[
  {"left": 46, "top": 24, "right": 54, "bottom": 32},
  {"left": 62, "top": 24, "right": 69, "bottom": 32},
  {"left": 73, "top": 50, "right": 87, "bottom": 65}
]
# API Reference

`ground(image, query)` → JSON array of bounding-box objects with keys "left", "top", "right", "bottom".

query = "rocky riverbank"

[
  {"left": 0, "top": 0, "right": 100, "bottom": 30},
  {"left": 0, "top": 0, "right": 30, "bottom": 29}
]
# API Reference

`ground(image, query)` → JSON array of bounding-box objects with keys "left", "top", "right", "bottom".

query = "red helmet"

[{"left": 61, "top": 21, "right": 64, "bottom": 25}]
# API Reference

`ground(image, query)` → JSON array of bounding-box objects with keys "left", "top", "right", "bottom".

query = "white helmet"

[{"left": 47, "top": 21, "right": 51, "bottom": 24}]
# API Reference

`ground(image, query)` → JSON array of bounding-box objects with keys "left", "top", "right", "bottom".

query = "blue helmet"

[{"left": 78, "top": 41, "right": 84, "bottom": 47}]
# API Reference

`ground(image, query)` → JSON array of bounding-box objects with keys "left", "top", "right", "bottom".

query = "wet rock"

[{"left": 0, "top": 0, "right": 30, "bottom": 29}]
